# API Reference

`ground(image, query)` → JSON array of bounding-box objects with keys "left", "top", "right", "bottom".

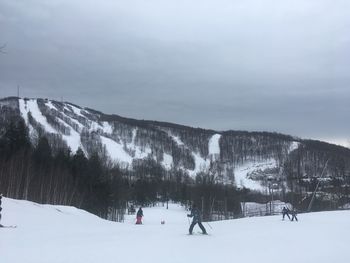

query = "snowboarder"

[
  {"left": 291, "top": 209, "right": 298, "bottom": 222},
  {"left": 136, "top": 207, "right": 143, "bottom": 224},
  {"left": 187, "top": 204, "right": 207, "bottom": 235},
  {"left": 282, "top": 206, "right": 290, "bottom": 220}
]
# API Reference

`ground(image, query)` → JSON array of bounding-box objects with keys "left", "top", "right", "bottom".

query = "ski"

[
  {"left": 187, "top": 232, "right": 210, "bottom": 236},
  {"left": 0, "top": 224, "right": 17, "bottom": 228}
]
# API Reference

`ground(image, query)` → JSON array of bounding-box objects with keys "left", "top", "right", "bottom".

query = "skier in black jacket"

[
  {"left": 187, "top": 204, "right": 207, "bottom": 235},
  {"left": 291, "top": 209, "right": 298, "bottom": 222},
  {"left": 282, "top": 207, "right": 290, "bottom": 220}
]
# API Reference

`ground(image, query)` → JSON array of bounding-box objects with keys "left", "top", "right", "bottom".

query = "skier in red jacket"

[{"left": 136, "top": 207, "right": 143, "bottom": 224}]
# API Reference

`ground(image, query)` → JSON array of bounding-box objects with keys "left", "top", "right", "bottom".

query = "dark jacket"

[
  {"left": 137, "top": 208, "right": 143, "bottom": 218},
  {"left": 188, "top": 207, "right": 202, "bottom": 223},
  {"left": 282, "top": 207, "right": 290, "bottom": 214}
]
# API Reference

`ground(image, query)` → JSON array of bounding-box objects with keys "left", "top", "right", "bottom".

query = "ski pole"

[{"left": 205, "top": 221, "right": 213, "bottom": 229}]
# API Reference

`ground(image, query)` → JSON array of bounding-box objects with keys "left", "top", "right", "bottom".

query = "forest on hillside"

[
  {"left": 0, "top": 118, "right": 244, "bottom": 221},
  {"left": 1, "top": 98, "right": 350, "bottom": 221}
]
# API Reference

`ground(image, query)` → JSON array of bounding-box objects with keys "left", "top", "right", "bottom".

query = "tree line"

[{"left": 0, "top": 118, "right": 243, "bottom": 221}]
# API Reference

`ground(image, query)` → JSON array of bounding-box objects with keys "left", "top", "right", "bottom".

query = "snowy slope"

[
  {"left": 170, "top": 133, "right": 222, "bottom": 177},
  {"left": 208, "top": 133, "right": 221, "bottom": 156},
  {"left": 234, "top": 159, "right": 277, "bottom": 191},
  {"left": 18, "top": 98, "right": 152, "bottom": 167},
  {"left": 1, "top": 197, "right": 350, "bottom": 263},
  {"left": 3, "top": 97, "right": 306, "bottom": 190}
]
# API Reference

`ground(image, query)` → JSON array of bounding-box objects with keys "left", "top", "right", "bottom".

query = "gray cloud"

[{"left": 0, "top": 0, "right": 349, "bottom": 146}]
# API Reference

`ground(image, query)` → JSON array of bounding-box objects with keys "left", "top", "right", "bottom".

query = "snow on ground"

[
  {"left": 1, "top": 197, "right": 350, "bottom": 263},
  {"left": 234, "top": 159, "right": 277, "bottom": 191}
]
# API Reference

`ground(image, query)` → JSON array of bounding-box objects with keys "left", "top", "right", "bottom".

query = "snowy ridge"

[
  {"left": 18, "top": 98, "right": 154, "bottom": 168},
  {"left": 1, "top": 197, "right": 350, "bottom": 263},
  {"left": 9, "top": 97, "right": 311, "bottom": 191}
]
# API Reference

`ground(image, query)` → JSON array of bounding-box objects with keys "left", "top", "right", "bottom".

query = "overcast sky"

[{"left": 0, "top": 0, "right": 349, "bottom": 146}]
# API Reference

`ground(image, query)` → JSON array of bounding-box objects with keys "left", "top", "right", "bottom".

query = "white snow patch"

[
  {"left": 170, "top": 134, "right": 184, "bottom": 146},
  {"left": 67, "top": 104, "right": 85, "bottom": 118},
  {"left": 134, "top": 146, "right": 152, "bottom": 159},
  {"left": 23, "top": 99, "right": 57, "bottom": 134},
  {"left": 18, "top": 99, "right": 29, "bottom": 125},
  {"left": 55, "top": 118, "right": 82, "bottom": 153},
  {"left": 188, "top": 152, "right": 210, "bottom": 177},
  {"left": 102, "top": 122, "right": 113, "bottom": 134},
  {"left": 169, "top": 132, "right": 213, "bottom": 177},
  {"left": 234, "top": 159, "right": 277, "bottom": 191},
  {"left": 87, "top": 120, "right": 112, "bottom": 135},
  {"left": 100, "top": 136, "right": 133, "bottom": 165},
  {"left": 47, "top": 100, "right": 85, "bottom": 132},
  {"left": 66, "top": 116, "right": 85, "bottom": 131},
  {"left": 162, "top": 153, "right": 173, "bottom": 170},
  {"left": 131, "top": 128, "right": 137, "bottom": 144},
  {"left": 126, "top": 129, "right": 152, "bottom": 159},
  {"left": 18, "top": 99, "right": 35, "bottom": 135},
  {"left": 288, "top": 141, "right": 300, "bottom": 152},
  {"left": 208, "top": 134, "right": 221, "bottom": 156},
  {"left": 45, "top": 100, "right": 57, "bottom": 111},
  {"left": 89, "top": 121, "right": 101, "bottom": 132}
]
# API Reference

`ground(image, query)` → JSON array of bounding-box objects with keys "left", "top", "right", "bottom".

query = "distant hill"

[{"left": 1, "top": 96, "right": 350, "bottom": 212}]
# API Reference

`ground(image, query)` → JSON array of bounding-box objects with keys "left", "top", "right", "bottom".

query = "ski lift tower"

[{"left": 307, "top": 158, "right": 330, "bottom": 212}]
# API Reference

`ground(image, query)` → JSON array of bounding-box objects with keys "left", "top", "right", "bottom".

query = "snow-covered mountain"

[
  {"left": 1, "top": 197, "right": 350, "bottom": 263},
  {"left": 1, "top": 97, "right": 350, "bottom": 192}
]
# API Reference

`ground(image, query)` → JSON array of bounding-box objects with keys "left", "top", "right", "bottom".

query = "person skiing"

[
  {"left": 291, "top": 208, "right": 298, "bottom": 222},
  {"left": 187, "top": 204, "right": 207, "bottom": 235},
  {"left": 282, "top": 206, "right": 290, "bottom": 220},
  {"left": 136, "top": 207, "right": 143, "bottom": 224}
]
